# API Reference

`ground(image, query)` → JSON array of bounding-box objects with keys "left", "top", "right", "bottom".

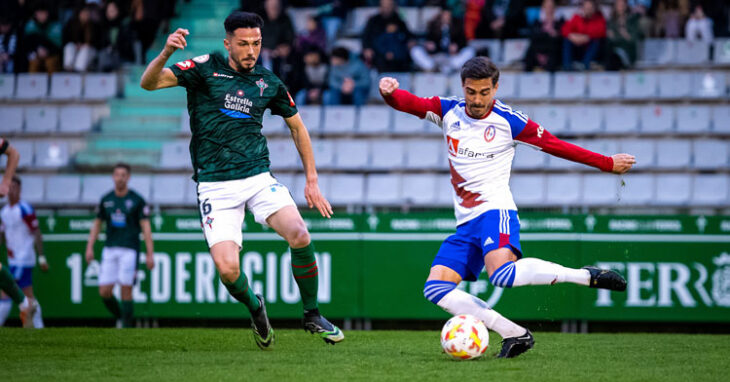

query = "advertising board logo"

[{"left": 712, "top": 253, "right": 730, "bottom": 307}]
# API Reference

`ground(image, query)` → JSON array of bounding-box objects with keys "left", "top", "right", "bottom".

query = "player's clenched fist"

[
  {"left": 163, "top": 28, "right": 190, "bottom": 56},
  {"left": 379, "top": 77, "right": 400, "bottom": 96},
  {"left": 611, "top": 153, "right": 636, "bottom": 174}
]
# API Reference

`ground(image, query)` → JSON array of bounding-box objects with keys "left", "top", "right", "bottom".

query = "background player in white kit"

[
  {"left": 0, "top": 176, "right": 48, "bottom": 328},
  {"left": 380, "top": 56, "right": 636, "bottom": 358}
]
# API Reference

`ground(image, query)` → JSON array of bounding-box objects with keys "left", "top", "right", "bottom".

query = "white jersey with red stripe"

[{"left": 1, "top": 200, "right": 39, "bottom": 267}]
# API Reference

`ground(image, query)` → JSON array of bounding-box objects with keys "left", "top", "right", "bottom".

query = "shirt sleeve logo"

[
  {"left": 256, "top": 78, "right": 268, "bottom": 96},
  {"left": 192, "top": 54, "right": 210, "bottom": 63},
  {"left": 175, "top": 59, "right": 196, "bottom": 70}
]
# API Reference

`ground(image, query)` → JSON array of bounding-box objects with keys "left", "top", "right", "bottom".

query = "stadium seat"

[
  {"left": 588, "top": 72, "right": 621, "bottom": 99},
  {"left": 81, "top": 175, "right": 112, "bottom": 204},
  {"left": 179, "top": 109, "right": 190, "bottom": 134},
  {"left": 675, "top": 105, "right": 711, "bottom": 134},
  {"left": 333, "top": 38, "right": 362, "bottom": 55},
  {"left": 334, "top": 139, "right": 369, "bottom": 169},
  {"left": 619, "top": 139, "right": 655, "bottom": 169},
  {"left": 639, "top": 105, "right": 674, "bottom": 134},
  {"left": 24, "top": 105, "right": 58, "bottom": 133},
  {"left": 160, "top": 140, "right": 193, "bottom": 170},
  {"left": 184, "top": 177, "right": 199, "bottom": 205},
  {"left": 152, "top": 174, "right": 187, "bottom": 205},
  {"left": 657, "top": 72, "right": 691, "bottom": 99},
  {"left": 623, "top": 71, "right": 658, "bottom": 99},
  {"left": 405, "top": 139, "right": 443, "bottom": 169},
  {"left": 568, "top": 106, "right": 602, "bottom": 134},
  {"left": 582, "top": 139, "right": 618, "bottom": 158},
  {"left": 640, "top": 39, "right": 676, "bottom": 66},
  {"left": 9, "top": 140, "right": 34, "bottom": 169},
  {"left": 346, "top": 7, "right": 379, "bottom": 36},
  {"left": 530, "top": 105, "right": 568, "bottom": 134},
  {"left": 691, "top": 175, "right": 729, "bottom": 205},
  {"left": 45, "top": 175, "right": 81, "bottom": 203},
  {"left": 712, "top": 105, "right": 730, "bottom": 133},
  {"left": 675, "top": 40, "right": 710, "bottom": 65},
  {"left": 128, "top": 174, "right": 152, "bottom": 201},
  {"left": 83, "top": 73, "right": 117, "bottom": 99},
  {"left": 713, "top": 39, "right": 730, "bottom": 64},
  {"left": 468, "top": 39, "right": 501, "bottom": 62},
  {"left": 401, "top": 7, "right": 420, "bottom": 34},
  {"left": 393, "top": 110, "right": 426, "bottom": 134},
  {"left": 15, "top": 73, "right": 48, "bottom": 99},
  {"left": 691, "top": 71, "right": 726, "bottom": 99},
  {"left": 49, "top": 73, "right": 83, "bottom": 99},
  {"left": 553, "top": 72, "right": 586, "bottom": 99},
  {"left": 517, "top": 72, "right": 550, "bottom": 100},
  {"left": 413, "top": 73, "right": 448, "bottom": 97},
  {"left": 655, "top": 140, "right": 691, "bottom": 169},
  {"left": 370, "top": 139, "right": 405, "bottom": 169},
  {"left": 287, "top": 7, "right": 317, "bottom": 33},
  {"left": 261, "top": 109, "right": 285, "bottom": 133},
  {"left": 357, "top": 105, "right": 392, "bottom": 134},
  {"left": 311, "top": 139, "right": 335, "bottom": 169},
  {"left": 327, "top": 174, "right": 364, "bottom": 205},
  {"left": 603, "top": 105, "right": 639, "bottom": 133},
  {"left": 21, "top": 175, "right": 45, "bottom": 204},
  {"left": 34, "top": 140, "right": 69, "bottom": 168},
  {"left": 655, "top": 174, "right": 690, "bottom": 206},
  {"left": 692, "top": 140, "right": 728, "bottom": 169},
  {"left": 0, "top": 106, "right": 23, "bottom": 133},
  {"left": 582, "top": 174, "right": 619, "bottom": 205},
  {"left": 0, "top": 74, "right": 14, "bottom": 99},
  {"left": 502, "top": 39, "right": 529, "bottom": 65},
  {"left": 267, "top": 138, "right": 299, "bottom": 170},
  {"left": 495, "top": 72, "right": 517, "bottom": 99},
  {"left": 617, "top": 174, "right": 655, "bottom": 206},
  {"left": 366, "top": 174, "right": 401, "bottom": 205},
  {"left": 401, "top": 174, "right": 438, "bottom": 205},
  {"left": 59, "top": 105, "right": 93, "bottom": 133},
  {"left": 509, "top": 174, "right": 545, "bottom": 206},
  {"left": 296, "top": 106, "right": 322, "bottom": 133},
  {"left": 512, "top": 143, "right": 546, "bottom": 170},
  {"left": 322, "top": 105, "right": 357, "bottom": 134},
  {"left": 435, "top": 174, "right": 454, "bottom": 206},
  {"left": 545, "top": 174, "right": 581, "bottom": 205}
]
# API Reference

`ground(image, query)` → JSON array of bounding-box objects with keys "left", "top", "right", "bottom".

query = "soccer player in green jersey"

[
  {"left": 140, "top": 11, "right": 343, "bottom": 348},
  {"left": 85, "top": 163, "right": 155, "bottom": 328}
]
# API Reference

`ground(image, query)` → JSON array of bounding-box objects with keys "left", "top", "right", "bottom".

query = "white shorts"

[
  {"left": 197, "top": 172, "right": 296, "bottom": 248},
  {"left": 99, "top": 246, "right": 138, "bottom": 286}
]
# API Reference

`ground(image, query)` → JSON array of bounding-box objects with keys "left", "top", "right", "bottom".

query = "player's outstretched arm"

[
  {"left": 140, "top": 28, "right": 189, "bottom": 90},
  {"left": 85, "top": 218, "right": 102, "bottom": 264},
  {"left": 284, "top": 113, "right": 333, "bottom": 218},
  {"left": 379, "top": 77, "right": 442, "bottom": 119},
  {"left": 0, "top": 142, "right": 19, "bottom": 197}
]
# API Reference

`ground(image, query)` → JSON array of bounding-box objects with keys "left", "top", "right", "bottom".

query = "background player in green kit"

[
  {"left": 140, "top": 11, "right": 343, "bottom": 348},
  {"left": 85, "top": 163, "right": 155, "bottom": 328}
]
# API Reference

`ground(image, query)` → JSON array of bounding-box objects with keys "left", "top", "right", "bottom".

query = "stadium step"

[
  {"left": 109, "top": 102, "right": 185, "bottom": 118},
  {"left": 100, "top": 116, "right": 181, "bottom": 134}
]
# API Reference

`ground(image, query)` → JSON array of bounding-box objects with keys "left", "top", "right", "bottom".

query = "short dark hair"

[
  {"left": 113, "top": 162, "right": 131, "bottom": 173},
  {"left": 11, "top": 175, "right": 20, "bottom": 186},
  {"left": 331, "top": 46, "right": 350, "bottom": 61},
  {"left": 460, "top": 57, "right": 500, "bottom": 86},
  {"left": 224, "top": 11, "right": 264, "bottom": 34}
]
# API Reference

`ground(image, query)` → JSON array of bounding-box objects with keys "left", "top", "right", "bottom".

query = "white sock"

[
  {"left": 437, "top": 287, "right": 526, "bottom": 339},
  {"left": 33, "top": 301, "right": 44, "bottom": 329},
  {"left": 490, "top": 258, "right": 590, "bottom": 288},
  {"left": 0, "top": 299, "right": 11, "bottom": 326}
]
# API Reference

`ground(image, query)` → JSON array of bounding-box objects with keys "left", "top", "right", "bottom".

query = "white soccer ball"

[{"left": 440, "top": 314, "right": 489, "bottom": 360}]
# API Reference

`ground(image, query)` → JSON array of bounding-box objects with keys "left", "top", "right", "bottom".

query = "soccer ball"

[{"left": 440, "top": 314, "right": 489, "bottom": 360}]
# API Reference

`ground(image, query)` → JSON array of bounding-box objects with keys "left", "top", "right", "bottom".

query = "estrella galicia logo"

[{"left": 221, "top": 90, "right": 253, "bottom": 119}]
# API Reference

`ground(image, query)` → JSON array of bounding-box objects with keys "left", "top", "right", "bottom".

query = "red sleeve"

[
  {"left": 561, "top": 15, "right": 578, "bottom": 37},
  {"left": 515, "top": 120, "right": 614, "bottom": 172},
  {"left": 382, "top": 89, "right": 442, "bottom": 119},
  {"left": 585, "top": 15, "right": 607, "bottom": 38},
  {"left": 21, "top": 209, "right": 39, "bottom": 233}
]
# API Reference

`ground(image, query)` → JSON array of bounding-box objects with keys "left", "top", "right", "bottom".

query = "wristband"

[{"left": 38, "top": 255, "right": 47, "bottom": 266}]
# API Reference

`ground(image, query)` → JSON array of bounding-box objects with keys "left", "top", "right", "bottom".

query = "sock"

[
  {"left": 33, "top": 301, "right": 44, "bottom": 329},
  {"left": 436, "top": 287, "right": 526, "bottom": 339},
  {"left": 0, "top": 299, "right": 11, "bottom": 326},
  {"left": 0, "top": 266, "right": 25, "bottom": 305},
  {"left": 121, "top": 300, "right": 134, "bottom": 328},
  {"left": 489, "top": 258, "right": 591, "bottom": 288},
  {"left": 223, "top": 272, "right": 261, "bottom": 313},
  {"left": 290, "top": 243, "right": 318, "bottom": 311},
  {"left": 102, "top": 296, "right": 122, "bottom": 318}
]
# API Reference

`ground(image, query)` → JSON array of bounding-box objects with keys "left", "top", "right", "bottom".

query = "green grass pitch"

[{"left": 1, "top": 328, "right": 728, "bottom": 382}]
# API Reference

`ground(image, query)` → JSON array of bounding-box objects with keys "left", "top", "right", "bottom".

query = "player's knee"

[
  {"left": 488, "top": 261, "right": 516, "bottom": 288},
  {"left": 216, "top": 260, "right": 240, "bottom": 283},
  {"left": 287, "top": 228, "right": 311, "bottom": 248},
  {"left": 423, "top": 280, "right": 457, "bottom": 305},
  {"left": 99, "top": 288, "right": 113, "bottom": 299}
]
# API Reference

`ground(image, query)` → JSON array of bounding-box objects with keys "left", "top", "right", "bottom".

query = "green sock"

[
  {"left": 121, "top": 300, "right": 134, "bottom": 328},
  {"left": 223, "top": 272, "right": 260, "bottom": 313},
  {"left": 102, "top": 296, "right": 122, "bottom": 319},
  {"left": 291, "top": 243, "right": 319, "bottom": 311},
  {"left": 0, "top": 265, "right": 24, "bottom": 305}
]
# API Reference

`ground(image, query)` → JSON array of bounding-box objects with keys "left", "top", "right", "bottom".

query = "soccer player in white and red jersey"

[{"left": 380, "top": 57, "right": 636, "bottom": 358}]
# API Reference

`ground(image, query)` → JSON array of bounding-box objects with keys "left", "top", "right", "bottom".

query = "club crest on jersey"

[
  {"left": 484, "top": 125, "right": 496, "bottom": 142},
  {"left": 256, "top": 78, "right": 268, "bottom": 96},
  {"left": 175, "top": 59, "right": 195, "bottom": 71},
  {"left": 192, "top": 54, "right": 209, "bottom": 63},
  {"left": 125, "top": 199, "right": 134, "bottom": 210}
]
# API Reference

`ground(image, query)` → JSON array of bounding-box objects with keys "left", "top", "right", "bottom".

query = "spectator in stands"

[
  {"left": 98, "top": 1, "right": 135, "bottom": 72},
  {"left": 0, "top": 17, "right": 17, "bottom": 73},
  {"left": 325, "top": 46, "right": 370, "bottom": 106},
  {"left": 523, "top": 0, "right": 563, "bottom": 72},
  {"left": 361, "top": 0, "right": 414, "bottom": 72},
  {"left": 294, "top": 48, "right": 329, "bottom": 105},
  {"left": 474, "top": 0, "right": 527, "bottom": 39},
  {"left": 463, "top": 0, "right": 485, "bottom": 41},
  {"left": 63, "top": 6, "right": 101, "bottom": 72},
  {"left": 317, "top": 0, "right": 350, "bottom": 45},
  {"left": 685, "top": 4, "right": 713, "bottom": 43},
  {"left": 606, "top": 0, "right": 641, "bottom": 70},
  {"left": 628, "top": 0, "right": 652, "bottom": 38},
  {"left": 561, "top": 0, "right": 606, "bottom": 71},
  {"left": 260, "top": 0, "right": 296, "bottom": 70},
  {"left": 296, "top": 15, "right": 327, "bottom": 54},
  {"left": 25, "top": 6, "right": 62, "bottom": 73},
  {"left": 130, "top": 0, "right": 166, "bottom": 64},
  {"left": 272, "top": 42, "right": 306, "bottom": 98},
  {"left": 411, "top": 9, "right": 475, "bottom": 74},
  {"left": 653, "top": 0, "right": 685, "bottom": 38}
]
